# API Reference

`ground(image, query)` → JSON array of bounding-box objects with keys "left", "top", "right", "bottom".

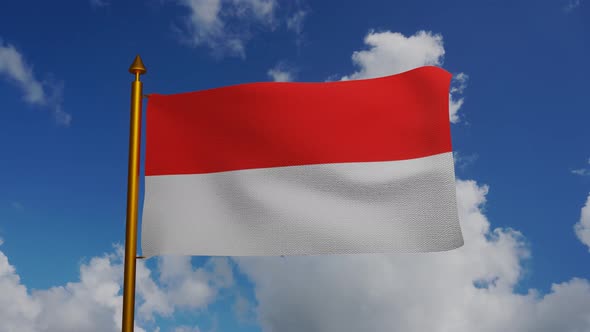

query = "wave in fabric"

[{"left": 141, "top": 66, "right": 464, "bottom": 257}]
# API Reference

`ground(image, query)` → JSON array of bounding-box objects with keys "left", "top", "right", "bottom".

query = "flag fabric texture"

[{"left": 141, "top": 66, "right": 464, "bottom": 257}]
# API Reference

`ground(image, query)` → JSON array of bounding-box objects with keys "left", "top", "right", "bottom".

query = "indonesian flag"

[{"left": 141, "top": 66, "right": 463, "bottom": 257}]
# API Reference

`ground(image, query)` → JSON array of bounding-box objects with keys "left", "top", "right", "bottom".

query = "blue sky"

[{"left": 0, "top": 0, "right": 589, "bottom": 331}]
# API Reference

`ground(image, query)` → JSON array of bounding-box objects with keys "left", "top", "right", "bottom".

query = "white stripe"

[{"left": 141, "top": 152, "right": 463, "bottom": 257}]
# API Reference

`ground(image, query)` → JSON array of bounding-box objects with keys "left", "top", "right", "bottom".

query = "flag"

[{"left": 141, "top": 66, "right": 463, "bottom": 257}]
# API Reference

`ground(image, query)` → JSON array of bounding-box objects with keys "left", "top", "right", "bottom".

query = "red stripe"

[{"left": 146, "top": 66, "right": 453, "bottom": 176}]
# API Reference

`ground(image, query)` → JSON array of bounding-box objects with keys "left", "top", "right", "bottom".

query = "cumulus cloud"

[
  {"left": 340, "top": 31, "right": 445, "bottom": 81},
  {"left": 175, "top": 0, "right": 277, "bottom": 57},
  {"left": 236, "top": 180, "right": 590, "bottom": 332},
  {"left": 574, "top": 194, "right": 590, "bottom": 251},
  {"left": 0, "top": 244, "right": 139, "bottom": 332},
  {"left": 340, "top": 30, "right": 467, "bottom": 123},
  {"left": 150, "top": 256, "right": 233, "bottom": 315},
  {"left": 233, "top": 30, "right": 590, "bottom": 332},
  {"left": 0, "top": 241, "right": 233, "bottom": 331},
  {"left": 267, "top": 62, "right": 295, "bottom": 82},
  {"left": 0, "top": 39, "right": 71, "bottom": 126},
  {"left": 267, "top": 68, "right": 292, "bottom": 82}
]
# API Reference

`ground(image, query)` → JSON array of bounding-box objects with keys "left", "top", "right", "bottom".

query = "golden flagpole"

[{"left": 122, "top": 55, "right": 146, "bottom": 332}]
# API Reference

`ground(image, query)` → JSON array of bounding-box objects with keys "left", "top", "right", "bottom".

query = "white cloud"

[
  {"left": 451, "top": 72, "right": 468, "bottom": 94},
  {"left": 0, "top": 39, "right": 71, "bottom": 126},
  {"left": 267, "top": 69, "right": 291, "bottom": 82},
  {"left": 136, "top": 255, "right": 233, "bottom": 325},
  {"left": 286, "top": 9, "right": 307, "bottom": 46},
  {"left": 0, "top": 243, "right": 233, "bottom": 331},
  {"left": 340, "top": 31, "right": 445, "bottom": 81},
  {"left": 236, "top": 0, "right": 276, "bottom": 20},
  {"left": 339, "top": 30, "right": 467, "bottom": 123},
  {"left": 267, "top": 62, "right": 295, "bottom": 82},
  {"left": 572, "top": 168, "right": 590, "bottom": 176},
  {"left": 449, "top": 72, "right": 469, "bottom": 123},
  {"left": 570, "top": 157, "right": 590, "bottom": 176},
  {"left": 0, "top": 245, "right": 141, "bottom": 332},
  {"left": 0, "top": 41, "right": 45, "bottom": 104},
  {"left": 235, "top": 179, "right": 590, "bottom": 332},
  {"left": 157, "top": 256, "right": 214, "bottom": 309},
  {"left": 0, "top": 248, "right": 42, "bottom": 332},
  {"left": 135, "top": 258, "right": 172, "bottom": 321},
  {"left": 286, "top": 10, "right": 306, "bottom": 35},
  {"left": 574, "top": 194, "right": 590, "bottom": 251},
  {"left": 176, "top": 0, "right": 277, "bottom": 57}
]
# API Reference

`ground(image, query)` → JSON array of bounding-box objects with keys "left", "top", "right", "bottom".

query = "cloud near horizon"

[{"left": 0, "top": 243, "right": 233, "bottom": 331}]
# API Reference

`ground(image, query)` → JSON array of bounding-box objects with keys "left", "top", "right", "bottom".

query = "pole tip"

[{"left": 129, "top": 55, "right": 147, "bottom": 75}]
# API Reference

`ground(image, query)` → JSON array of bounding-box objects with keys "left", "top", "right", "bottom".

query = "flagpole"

[{"left": 122, "top": 55, "right": 146, "bottom": 332}]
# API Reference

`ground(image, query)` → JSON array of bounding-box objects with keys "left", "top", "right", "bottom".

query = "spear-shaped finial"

[{"left": 128, "top": 55, "right": 147, "bottom": 75}]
